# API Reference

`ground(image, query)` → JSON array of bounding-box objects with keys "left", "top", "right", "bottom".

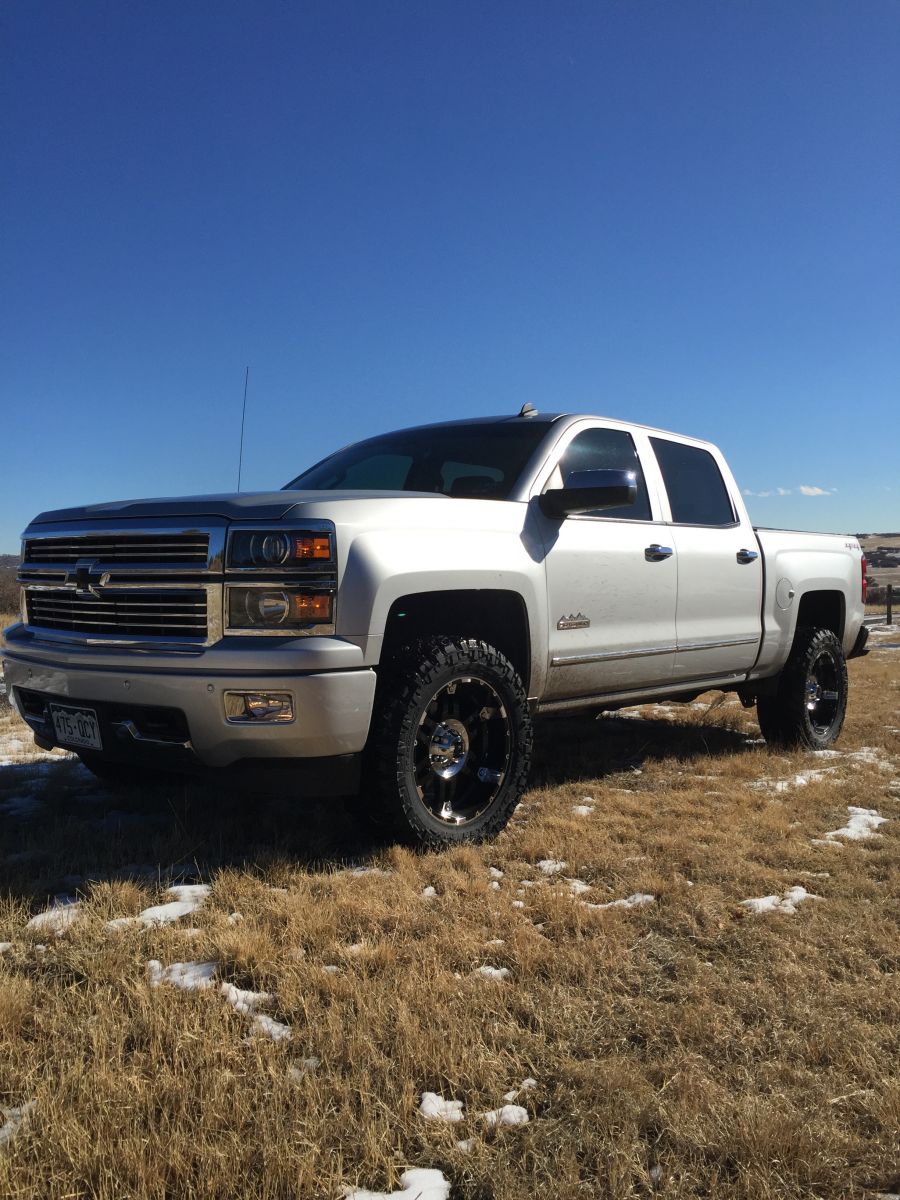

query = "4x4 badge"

[{"left": 557, "top": 612, "right": 590, "bottom": 630}]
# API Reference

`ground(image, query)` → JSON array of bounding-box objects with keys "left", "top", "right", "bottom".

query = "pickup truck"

[{"left": 1, "top": 409, "right": 869, "bottom": 847}]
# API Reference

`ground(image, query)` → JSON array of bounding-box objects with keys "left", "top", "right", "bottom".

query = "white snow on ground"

[
  {"left": 108, "top": 883, "right": 212, "bottom": 930},
  {"left": 480, "top": 1104, "right": 529, "bottom": 1127},
  {"left": 566, "top": 878, "right": 592, "bottom": 895},
  {"left": 823, "top": 807, "right": 888, "bottom": 841},
  {"left": 0, "top": 943, "right": 12, "bottom": 954},
  {"left": 0, "top": 1101, "right": 35, "bottom": 1149},
  {"left": 572, "top": 803, "right": 595, "bottom": 816},
  {"left": 455, "top": 1138, "right": 475, "bottom": 1152},
  {"left": 585, "top": 893, "right": 655, "bottom": 911},
  {"left": 248, "top": 1013, "right": 292, "bottom": 1041},
  {"left": 344, "top": 1167, "right": 451, "bottom": 1200},
  {"left": 475, "top": 965, "right": 510, "bottom": 980},
  {"left": 421, "top": 886, "right": 437, "bottom": 899},
  {"left": 147, "top": 960, "right": 218, "bottom": 990},
  {"left": 868, "top": 623, "right": 900, "bottom": 638},
  {"left": 418, "top": 1092, "right": 464, "bottom": 1122},
  {"left": 503, "top": 1077, "right": 537, "bottom": 1101},
  {"left": 741, "top": 886, "right": 819, "bottom": 915},
  {"left": 220, "top": 982, "right": 272, "bottom": 1014},
  {"left": 25, "top": 900, "right": 80, "bottom": 935},
  {"left": 488, "top": 867, "right": 504, "bottom": 880},
  {"left": 537, "top": 859, "right": 566, "bottom": 875}
]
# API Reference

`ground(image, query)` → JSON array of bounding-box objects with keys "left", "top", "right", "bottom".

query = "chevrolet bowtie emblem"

[
  {"left": 67, "top": 558, "right": 110, "bottom": 598},
  {"left": 557, "top": 612, "right": 590, "bottom": 630}
]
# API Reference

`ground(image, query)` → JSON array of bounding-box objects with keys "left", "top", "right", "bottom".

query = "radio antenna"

[{"left": 236, "top": 366, "right": 249, "bottom": 491}]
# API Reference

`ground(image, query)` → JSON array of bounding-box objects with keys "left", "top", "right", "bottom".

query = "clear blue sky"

[{"left": 2, "top": 0, "right": 898, "bottom": 551}]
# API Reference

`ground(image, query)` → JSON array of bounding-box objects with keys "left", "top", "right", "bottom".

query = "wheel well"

[
  {"left": 381, "top": 591, "right": 532, "bottom": 691},
  {"left": 795, "top": 590, "right": 845, "bottom": 642}
]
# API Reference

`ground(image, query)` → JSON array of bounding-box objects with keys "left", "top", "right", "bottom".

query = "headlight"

[
  {"left": 227, "top": 586, "right": 334, "bottom": 630},
  {"left": 228, "top": 527, "right": 334, "bottom": 569}
]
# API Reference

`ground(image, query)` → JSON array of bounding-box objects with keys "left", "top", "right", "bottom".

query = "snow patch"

[
  {"left": 481, "top": 1104, "right": 529, "bottom": 1127},
  {"left": 572, "top": 804, "right": 594, "bottom": 816},
  {"left": 585, "top": 893, "right": 655, "bottom": 911},
  {"left": 421, "top": 886, "right": 437, "bottom": 899},
  {"left": 26, "top": 900, "right": 80, "bottom": 935},
  {"left": 344, "top": 1168, "right": 450, "bottom": 1200},
  {"left": 537, "top": 859, "right": 566, "bottom": 875},
  {"left": 566, "top": 878, "right": 592, "bottom": 895},
  {"left": 741, "top": 886, "right": 819, "bottom": 915},
  {"left": 418, "top": 1092, "right": 464, "bottom": 1123},
  {"left": 475, "top": 965, "right": 510, "bottom": 980},
  {"left": 220, "top": 982, "right": 272, "bottom": 1014},
  {"left": 147, "top": 960, "right": 217, "bottom": 990},
  {"left": 823, "top": 806, "right": 888, "bottom": 841},
  {"left": 248, "top": 1013, "right": 292, "bottom": 1041}
]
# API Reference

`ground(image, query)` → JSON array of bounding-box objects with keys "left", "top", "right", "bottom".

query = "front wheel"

[
  {"left": 757, "top": 626, "right": 849, "bottom": 750},
  {"left": 368, "top": 637, "right": 532, "bottom": 848}
]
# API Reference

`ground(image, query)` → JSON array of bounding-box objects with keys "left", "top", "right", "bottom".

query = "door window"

[
  {"left": 650, "top": 438, "right": 735, "bottom": 526},
  {"left": 558, "top": 428, "right": 652, "bottom": 520}
]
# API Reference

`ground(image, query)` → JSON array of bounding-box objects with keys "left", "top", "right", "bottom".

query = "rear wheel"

[
  {"left": 368, "top": 637, "right": 532, "bottom": 848},
  {"left": 757, "top": 626, "right": 848, "bottom": 749}
]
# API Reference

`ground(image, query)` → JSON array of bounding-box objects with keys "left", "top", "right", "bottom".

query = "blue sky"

[{"left": 2, "top": 0, "right": 898, "bottom": 550}]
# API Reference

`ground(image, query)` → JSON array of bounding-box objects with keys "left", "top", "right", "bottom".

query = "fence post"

[{"left": 887, "top": 583, "right": 893, "bottom": 626}]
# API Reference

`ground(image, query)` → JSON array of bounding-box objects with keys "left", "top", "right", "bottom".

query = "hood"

[{"left": 29, "top": 490, "right": 441, "bottom": 525}]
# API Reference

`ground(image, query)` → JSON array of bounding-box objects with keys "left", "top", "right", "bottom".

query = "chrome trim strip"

[
  {"left": 551, "top": 644, "right": 677, "bottom": 667},
  {"left": 677, "top": 636, "right": 759, "bottom": 652}
]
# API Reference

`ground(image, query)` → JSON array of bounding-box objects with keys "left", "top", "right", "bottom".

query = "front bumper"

[{"left": 1, "top": 625, "right": 377, "bottom": 771}]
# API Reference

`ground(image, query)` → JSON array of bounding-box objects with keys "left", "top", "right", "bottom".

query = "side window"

[
  {"left": 558, "top": 428, "right": 652, "bottom": 520},
  {"left": 650, "top": 438, "right": 735, "bottom": 526}
]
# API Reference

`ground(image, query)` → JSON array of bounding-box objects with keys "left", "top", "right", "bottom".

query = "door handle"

[
  {"left": 645, "top": 544, "right": 674, "bottom": 562},
  {"left": 736, "top": 548, "right": 759, "bottom": 564}
]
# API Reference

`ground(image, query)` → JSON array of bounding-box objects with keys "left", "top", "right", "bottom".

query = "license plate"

[{"left": 49, "top": 703, "right": 102, "bottom": 751}]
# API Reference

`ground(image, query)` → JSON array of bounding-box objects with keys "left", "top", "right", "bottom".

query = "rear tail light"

[{"left": 862, "top": 556, "right": 868, "bottom": 604}]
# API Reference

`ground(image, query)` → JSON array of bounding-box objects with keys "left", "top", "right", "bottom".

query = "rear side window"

[
  {"left": 559, "top": 428, "right": 652, "bottom": 520},
  {"left": 650, "top": 438, "right": 735, "bottom": 526}
]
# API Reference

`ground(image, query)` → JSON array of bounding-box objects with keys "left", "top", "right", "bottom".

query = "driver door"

[{"left": 537, "top": 423, "right": 678, "bottom": 700}]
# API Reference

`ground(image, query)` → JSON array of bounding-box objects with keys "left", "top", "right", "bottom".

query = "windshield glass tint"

[{"left": 284, "top": 422, "right": 551, "bottom": 499}]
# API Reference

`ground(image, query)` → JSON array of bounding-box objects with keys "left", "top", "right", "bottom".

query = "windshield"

[{"left": 283, "top": 421, "right": 551, "bottom": 500}]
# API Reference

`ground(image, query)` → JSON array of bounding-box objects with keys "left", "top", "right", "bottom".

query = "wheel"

[
  {"left": 756, "top": 627, "right": 848, "bottom": 749},
  {"left": 368, "top": 637, "right": 532, "bottom": 848}
]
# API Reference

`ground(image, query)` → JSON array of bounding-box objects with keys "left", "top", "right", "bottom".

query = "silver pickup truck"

[{"left": 1, "top": 410, "right": 869, "bottom": 846}]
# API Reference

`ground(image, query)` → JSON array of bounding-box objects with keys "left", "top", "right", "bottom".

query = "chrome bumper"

[{"left": 1, "top": 625, "right": 376, "bottom": 769}]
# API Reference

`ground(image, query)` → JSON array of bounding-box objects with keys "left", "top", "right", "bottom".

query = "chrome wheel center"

[{"left": 428, "top": 719, "right": 469, "bottom": 779}]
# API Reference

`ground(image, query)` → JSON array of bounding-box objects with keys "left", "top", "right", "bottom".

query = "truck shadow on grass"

[
  {"left": 1, "top": 706, "right": 757, "bottom": 904},
  {"left": 530, "top": 710, "right": 756, "bottom": 787}
]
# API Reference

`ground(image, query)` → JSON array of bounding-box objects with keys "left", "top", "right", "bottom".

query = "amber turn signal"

[
  {"left": 293, "top": 535, "right": 331, "bottom": 560},
  {"left": 289, "top": 592, "right": 333, "bottom": 621}
]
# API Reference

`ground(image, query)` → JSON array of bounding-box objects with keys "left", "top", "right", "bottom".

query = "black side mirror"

[{"left": 539, "top": 469, "right": 637, "bottom": 519}]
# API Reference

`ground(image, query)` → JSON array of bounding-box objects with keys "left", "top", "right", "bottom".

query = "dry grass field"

[{"left": 1, "top": 614, "right": 898, "bottom": 1199}]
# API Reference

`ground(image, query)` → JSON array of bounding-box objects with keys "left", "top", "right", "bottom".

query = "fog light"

[{"left": 224, "top": 691, "right": 294, "bottom": 723}]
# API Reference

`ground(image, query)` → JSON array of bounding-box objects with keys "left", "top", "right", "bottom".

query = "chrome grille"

[
  {"left": 23, "top": 533, "right": 209, "bottom": 565},
  {"left": 26, "top": 589, "right": 208, "bottom": 639}
]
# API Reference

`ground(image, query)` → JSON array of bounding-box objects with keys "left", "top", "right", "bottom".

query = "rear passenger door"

[
  {"left": 649, "top": 436, "right": 763, "bottom": 681},
  {"left": 538, "top": 423, "right": 678, "bottom": 699}
]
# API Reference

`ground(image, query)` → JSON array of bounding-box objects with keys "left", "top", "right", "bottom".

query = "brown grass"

[{"left": 0, "top": 636, "right": 898, "bottom": 1199}]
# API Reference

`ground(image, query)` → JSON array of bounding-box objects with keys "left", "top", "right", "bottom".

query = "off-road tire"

[
  {"left": 756, "top": 626, "right": 848, "bottom": 750},
  {"left": 367, "top": 637, "right": 532, "bottom": 848}
]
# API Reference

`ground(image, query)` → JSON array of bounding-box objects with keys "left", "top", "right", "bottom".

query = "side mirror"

[{"left": 539, "top": 469, "right": 637, "bottom": 519}]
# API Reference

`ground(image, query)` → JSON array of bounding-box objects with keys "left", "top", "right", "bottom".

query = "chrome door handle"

[
  {"left": 645, "top": 544, "right": 674, "bottom": 562},
  {"left": 736, "top": 548, "right": 759, "bottom": 564}
]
